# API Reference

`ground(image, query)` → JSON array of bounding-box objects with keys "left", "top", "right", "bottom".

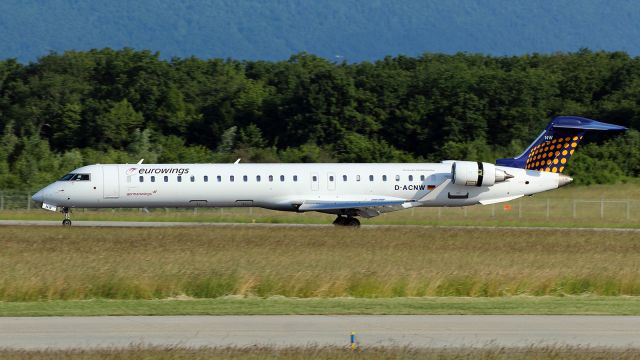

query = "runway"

[
  {"left": 2, "top": 315, "right": 640, "bottom": 349},
  {"left": 1, "top": 219, "right": 639, "bottom": 232}
]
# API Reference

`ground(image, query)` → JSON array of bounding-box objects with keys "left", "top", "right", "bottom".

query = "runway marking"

[
  {"left": 0, "top": 219, "right": 638, "bottom": 232},
  {"left": 2, "top": 315, "right": 640, "bottom": 349}
]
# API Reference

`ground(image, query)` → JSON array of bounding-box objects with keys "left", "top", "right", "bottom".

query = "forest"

[{"left": 0, "top": 48, "right": 639, "bottom": 190}]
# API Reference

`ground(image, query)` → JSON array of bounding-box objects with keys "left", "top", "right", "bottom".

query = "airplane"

[{"left": 32, "top": 116, "right": 626, "bottom": 227}]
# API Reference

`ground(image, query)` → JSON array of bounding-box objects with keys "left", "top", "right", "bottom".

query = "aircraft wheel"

[
  {"left": 62, "top": 219, "right": 72, "bottom": 226},
  {"left": 333, "top": 216, "right": 347, "bottom": 226},
  {"left": 345, "top": 217, "right": 360, "bottom": 228}
]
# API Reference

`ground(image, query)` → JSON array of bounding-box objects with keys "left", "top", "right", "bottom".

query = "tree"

[{"left": 95, "top": 99, "right": 144, "bottom": 149}]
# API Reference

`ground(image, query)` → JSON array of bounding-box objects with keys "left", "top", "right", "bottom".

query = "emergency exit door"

[{"left": 327, "top": 172, "right": 336, "bottom": 191}]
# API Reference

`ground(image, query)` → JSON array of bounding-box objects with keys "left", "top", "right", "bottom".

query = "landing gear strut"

[
  {"left": 333, "top": 215, "right": 360, "bottom": 228},
  {"left": 62, "top": 207, "right": 71, "bottom": 226}
]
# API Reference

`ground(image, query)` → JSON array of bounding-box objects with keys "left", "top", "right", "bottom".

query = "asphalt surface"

[
  {"left": 0, "top": 219, "right": 639, "bottom": 232},
  {"left": 2, "top": 315, "right": 640, "bottom": 349}
]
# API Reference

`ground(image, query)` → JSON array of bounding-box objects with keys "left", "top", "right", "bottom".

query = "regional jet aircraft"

[{"left": 32, "top": 116, "right": 626, "bottom": 227}]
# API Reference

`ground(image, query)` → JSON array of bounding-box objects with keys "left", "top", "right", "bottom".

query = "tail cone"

[{"left": 558, "top": 174, "right": 573, "bottom": 188}]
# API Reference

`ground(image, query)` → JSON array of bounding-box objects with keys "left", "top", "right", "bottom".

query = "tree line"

[{"left": 0, "top": 48, "right": 639, "bottom": 190}]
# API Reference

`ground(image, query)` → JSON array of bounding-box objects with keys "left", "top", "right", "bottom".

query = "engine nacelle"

[{"left": 451, "top": 161, "right": 512, "bottom": 187}]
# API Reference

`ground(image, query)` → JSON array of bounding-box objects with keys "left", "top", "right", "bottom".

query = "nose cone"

[
  {"left": 558, "top": 174, "right": 573, "bottom": 188},
  {"left": 32, "top": 190, "right": 44, "bottom": 204}
]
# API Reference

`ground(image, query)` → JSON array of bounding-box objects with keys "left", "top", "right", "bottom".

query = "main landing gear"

[
  {"left": 62, "top": 207, "right": 71, "bottom": 226},
  {"left": 333, "top": 215, "right": 360, "bottom": 228}
]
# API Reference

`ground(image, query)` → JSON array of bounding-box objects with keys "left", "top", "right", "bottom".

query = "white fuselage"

[{"left": 33, "top": 162, "right": 565, "bottom": 217}]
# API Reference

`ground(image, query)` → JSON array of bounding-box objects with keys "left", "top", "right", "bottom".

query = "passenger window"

[
  {"left": 269, "top": 175, "right": 273, "bottom": 182},
  {"left": 329, "top": 175, "right": 334, "bottom": 182},
  {"left": 395, "top": 175, "right": 400, "bottom": 181},
  {"left": 420, "top": 175, "right": 425, "bottom": 181},
  {"left": 312, "top": 175, "right": 317, "bottom": 182},
  {"left": 204, "top": 176, "right": 208, "bottom": 182},
  {"left": 256, "top": 175, "right": 261, "bottom": 182},
  {"left": 217, "top": 175, "right": 222, "bottom": 182},
  {"left": 293, "top": 175, "right": 298, "bottom": 182},
  {"left": 280, "top": 175, "right": 285, "bottom": 182},
  {"left": 190, "top": 176, "right": 195, "bottom": 182},
  {"left": 369, "top": 175, "right": 374, "bottom": 181},
  {"left": 230, "top": 175, "right": 235, "bottom": 182},
  {"left": 409, "top": 175, "right": 413, "bottom": 181},
  {"left": 343, "top": 175, "right": 347, "bottom": 181},
  {"left": 151, "top": 176, "right": 155, "bottom": 183},
  {"left": 243, "top": 175, "right": 248, "bottom": 182},
  {"left": 164, "top": 176, "right": 168, "bottom": 182},
  {"left": 177, "top": 176, "right": 182, "bottom": 182},
  {"left": 139, "top": 176, "right": 144, "bottom": 183},
  {"left": 382, "top": 175, "right": 387, "bottom": 181},
  {"left": 356, "top": 175, "right": 361, "bottom": 182}
]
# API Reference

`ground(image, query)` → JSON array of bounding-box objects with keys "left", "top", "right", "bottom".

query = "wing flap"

[
  {"left": 298, "top": 200, "right": 408, "bottom": 211},
  {"left": 296, "top": 199, "right": 413, "bottom": 218}
]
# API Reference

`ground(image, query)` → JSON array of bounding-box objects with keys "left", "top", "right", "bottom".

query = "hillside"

[{"left": 1, "top": 0, "right": 640, "bottom": 62}]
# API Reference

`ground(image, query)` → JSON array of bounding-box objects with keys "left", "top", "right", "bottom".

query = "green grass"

[
  {"left": 2, "top": 226, "right": 640, "bottom": 301},
  {"left": 3, "top": 183, "right": 640, "bottom": 228},
  {"left": 2, "top": 296, "right": 640, "bottom": 316},
  {"left": 2, "top": 346, "right": 640, "bottom": 360}
]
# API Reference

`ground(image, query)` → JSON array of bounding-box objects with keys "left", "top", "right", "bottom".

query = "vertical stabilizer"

[{"left": 496, "top": 116, "right": 626, "bottom": 173}]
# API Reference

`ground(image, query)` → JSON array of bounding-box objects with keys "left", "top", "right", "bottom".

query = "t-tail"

[{"left": 496, "top": 116, "right": 627, "bottom": 173}]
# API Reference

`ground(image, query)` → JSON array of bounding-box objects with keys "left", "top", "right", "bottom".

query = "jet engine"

[{"left": 452, "top": 161, "right": 512, "bottom": 187}]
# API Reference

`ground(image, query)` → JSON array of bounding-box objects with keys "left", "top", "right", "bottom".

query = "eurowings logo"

[{"left": 126, "top": 167, "right": 190, "bottom": 175}]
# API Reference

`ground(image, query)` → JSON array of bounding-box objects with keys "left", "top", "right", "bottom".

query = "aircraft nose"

[{"left": 32, "top": 190, "right": 45, "bottom": 204}]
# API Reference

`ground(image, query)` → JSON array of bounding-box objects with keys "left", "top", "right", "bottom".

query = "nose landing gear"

[
  {"left": 332, "top": 215, "right": 360, "bottom": 228},
  {"left": 62, "top": 207, "right": 71, "bottom": 226}
]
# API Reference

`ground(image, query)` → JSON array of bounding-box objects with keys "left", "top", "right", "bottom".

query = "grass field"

[
  {"left": 2, "top": 183, "right": 640, "bottom": 228},
  {"left": 2, "top": 346, "right": 640, "bottom": 360},
  {"left": 1, "top": 226, "right": 639, "bottom": 302},
  {"left": 3, "top": 297, "right": 640, "bottom": 316}
]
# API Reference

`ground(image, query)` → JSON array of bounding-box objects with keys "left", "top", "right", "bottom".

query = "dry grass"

[
  {"left": 1, "top": 346, "right": 640, "bottom": 360},
  {"left": 1, "top": 226, "right": 639, "bottom": 301}
]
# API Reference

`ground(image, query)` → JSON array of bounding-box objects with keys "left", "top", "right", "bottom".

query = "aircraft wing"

[{"left": 297, "top": 199, "right": 413, "bottom": 218}]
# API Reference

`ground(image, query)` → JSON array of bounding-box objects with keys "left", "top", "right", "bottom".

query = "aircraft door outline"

[
  {"left": 102, "top": 165, "right": 120, "bottom": 198},
  {"left": 327, "top": 172, "right": 336, "bottom": 191}
]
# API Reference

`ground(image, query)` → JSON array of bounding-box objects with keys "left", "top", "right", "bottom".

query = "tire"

[
  {"left": 62, "top": 219, "right": 72, "bottom": 226},
  {"left": 346, "top": 218, "right": 360, "bottom": 227}
]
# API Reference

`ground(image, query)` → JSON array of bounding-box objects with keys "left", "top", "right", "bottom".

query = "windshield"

[
  {"left": 59, "top": 173, "right": 75, "bottom": 181},
  {"left": 59, "top": 173, "right": 91, "bottom": 181}
]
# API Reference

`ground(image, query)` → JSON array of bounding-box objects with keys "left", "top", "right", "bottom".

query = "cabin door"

[{"left": 102, "top": 165, "right": 120, "bottom": 198}]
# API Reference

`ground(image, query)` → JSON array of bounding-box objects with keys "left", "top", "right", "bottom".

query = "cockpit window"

[
  {"left": 72, "top": 174, "right": 90, "bottom": 181},
  {"left": 59, "top": 173, "right": 91, "bottom": 181},
  {"left": 59, "top": 173, "right": 75, "bottom": 181}
]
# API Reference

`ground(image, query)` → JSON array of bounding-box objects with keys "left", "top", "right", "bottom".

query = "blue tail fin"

[{"left": 496, "top": 116, "right": 626, "bottom": 173}]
